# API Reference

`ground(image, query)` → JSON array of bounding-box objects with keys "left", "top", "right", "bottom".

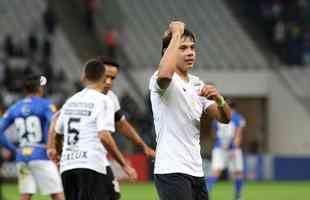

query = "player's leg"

[
  {"left": 229, "top": 148, "right": 244, "bottom": 200},
  {"left": 20, "top": 194, "right": 33, "bottom": 200},
  {"left": 154, "top": 173, "right": 195, "bottom": 200},
  {"left": 75, "top": 168, "right": 110, "bottom": 200},
  {"left": 16, "top": 162, "right": 36, "bottom": 200},
  {"left": 61, "top": 169, "right": 78, "bottom": 200},
  {"left": 207, "top": 148, "right": 226, "bottom": 191},
  {"left": 106, "top": 166, "right": 121, "bottom": 200},
  {"left": 28, "top": 160, "right": 64, "bottom": 200}
]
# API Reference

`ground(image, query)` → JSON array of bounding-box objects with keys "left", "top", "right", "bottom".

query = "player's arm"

[
  {"left": 234, "top": 127, "right": 243, "bottom": 147},
  {"left": 99, "top": 129, "right": 137, "bottom": 180},
  {"left": 53, "top": 112, "right": 64, "bottom": 162},
  {"left": 47, "top": 112, "right": 62, "bottom": 163},
  {"left": 116, "top": 118, "right": 155, "bottom": 158},
  {"left": 98, "top": 99, "right": 137, "bottom": 180},
  {"left": 99, "top": 131, "right": 125, "bottom": 167},
  {"left": 200, "top": 85, "right": 231, "bottom": 123},
  {"left": 200, "top": 111, "right": 214, "bottom": 141},
  {"left": 0, "top": 109, "right": 17, "bottom": 152},
  {"left": 157, "top": 21, "right": 185, "bottom": 90}
]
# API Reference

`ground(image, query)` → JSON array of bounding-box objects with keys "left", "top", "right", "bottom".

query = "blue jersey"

[
  {"left": 0, "top": 96, "right": 55, "bottom": 162},
  {"left": 213, "top": 111, "right": 246, "bottom": 150}
]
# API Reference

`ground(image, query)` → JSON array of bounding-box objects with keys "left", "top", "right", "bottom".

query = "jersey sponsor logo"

[
  {"left": 63, "top": 109, "right": 92, "bottom": 116},
  {"left": 67, "top": 102, "right": 94, "bottom": 109},
  {"left": 61, "top": 150, "right": 88, "bottom": 162}
]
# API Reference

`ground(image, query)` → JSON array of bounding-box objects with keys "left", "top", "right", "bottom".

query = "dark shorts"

[
  {"left": 154, "top": 173, "right": 209, "bottom": 200},
  {"left": 106, "top": 166, "right": 121, "bottom": 200},
  {"left": 61, "top": 168, "right": 114, "bottom": 200}
]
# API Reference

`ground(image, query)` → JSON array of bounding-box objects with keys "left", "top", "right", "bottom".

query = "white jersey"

[
  {"left": 107, "top": 90, "right": 121, "bottom": 113},
  {"left": 149, "top": 72, "right": 215, "bottom": 177},
  {"left": 55, "top": 88, "right": 115, "bottom": 174}
]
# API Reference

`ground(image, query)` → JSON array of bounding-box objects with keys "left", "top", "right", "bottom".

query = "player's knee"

[
  {"left": 20, "top": 194, "right": 32, "bottom": 200},
  {"left": 50, "top": 193, "right": 65, "bottom": 200}
]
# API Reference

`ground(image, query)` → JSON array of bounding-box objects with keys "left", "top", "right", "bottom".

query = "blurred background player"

[
  {"left": 0, "top": 74, "right": 64, "bottom": 200},
  {"left": 207, "top": 100, "right": 246, "bottom": 200},
  {"left": 53, "top": 59, "right": 137, "bottom": 200}
]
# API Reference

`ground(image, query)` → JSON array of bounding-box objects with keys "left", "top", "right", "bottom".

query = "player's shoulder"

[
  {"left": 30, "top": 96, "right": 51, "bottom": 105},
  {"left": 107, "top": 90, "right": 118, "bottom": 99},
  {"left": 232, "top": 111, "right": 246, "bottom": 124},
  {"left": 149, "top": 70, "right": 178, "bottom": 90},
  {"left": 5, "top": 100, "right": 21, "bottom": 114}
]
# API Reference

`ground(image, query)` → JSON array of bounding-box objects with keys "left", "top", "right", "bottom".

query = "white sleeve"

[
  {"left": 96, "top": 98, "right": 115, "bottom": 132},
  {"left": 149, "top": 72, "right": 173, "bottom": 96},
  {"left": 111, "top": 92, "right": 121, "bottom": 112}
]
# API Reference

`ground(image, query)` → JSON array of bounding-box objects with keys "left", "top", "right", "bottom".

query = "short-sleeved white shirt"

[
  {"left": 149, "top": 72, "right": 215, "bottom": 177},
  {"left": 55, "top": 88, "right": 115, "bottom": 174},
  {"left": 107, "top": 90, "right": 121, "bottom": 113}
]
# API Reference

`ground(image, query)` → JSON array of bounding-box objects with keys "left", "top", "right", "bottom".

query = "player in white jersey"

[
  {"left": 149, "top": 21, "right": 231, "bottom": 200},
  {"left": 97, "top": 57, "right": 156, "bottom": 199},
  {"left": 98, "top": 56, "right": 155, "bottom": 158},
  {"left": 207, "top": 101, "right": 246, "bottom": 200},
  {"left": 53, "top": 59, "right": 137, "bottom": 200}
]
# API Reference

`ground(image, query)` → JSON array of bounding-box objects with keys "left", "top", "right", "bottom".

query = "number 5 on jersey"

[{"left": 67, "top": 118, "right": 80, "bottom": 145}]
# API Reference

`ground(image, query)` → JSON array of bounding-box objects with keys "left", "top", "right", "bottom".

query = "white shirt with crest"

[{"left": 149, "top": 72, "right": 214, "bottom": 177}]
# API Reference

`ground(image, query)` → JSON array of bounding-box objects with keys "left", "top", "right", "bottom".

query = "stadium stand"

[
  {"left": 279, "top": 66, "right": 310, "bottom": 111},
  {"left": 0, "top": 0, "right": 81, "bottom": 98},
  {"left": 116, "top": 0, "right": 269, "bottom": 70}
]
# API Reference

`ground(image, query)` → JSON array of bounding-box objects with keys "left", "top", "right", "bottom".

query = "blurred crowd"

[
  {"left": 0, "top": 4, "right": 67, "bottom": 110},
  {"left": 242, "top": 0, "right": 310, "bottom": 65}
]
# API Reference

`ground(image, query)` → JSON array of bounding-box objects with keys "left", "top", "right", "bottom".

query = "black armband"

[{"left": 115, "top": 109, "right": 125, "bottom": 122}]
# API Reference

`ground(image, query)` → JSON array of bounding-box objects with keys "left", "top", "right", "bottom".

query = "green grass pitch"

[{"left": 2, "top": 181, "right": 310, "bottom": 200}]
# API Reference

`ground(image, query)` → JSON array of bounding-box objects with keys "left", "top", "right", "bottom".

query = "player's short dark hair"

[
  {"left": 84, "top": 59, "right": 106, "bottom": 82},
  {"left": 162, "top": 29, "right": 196, "bottom": 55},
  {"left": 97, "top": 56, "right": 120, "bottom": 69},
  {"left": 23, "top": 74, "right": 43, "bottom": 93}
]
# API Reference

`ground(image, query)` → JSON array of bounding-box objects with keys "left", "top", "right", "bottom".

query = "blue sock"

[
  {"left": 206, "top": 176, "right": 218, "bottom": 192},
  {"left": 234, "top": 178, "right": 243, "bottom": 199}
]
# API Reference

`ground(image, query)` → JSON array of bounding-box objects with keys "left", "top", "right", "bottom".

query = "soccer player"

[
  {"left": 149, "top": 21, "right": 231, "bottom": 200},
  {"left": 48, "top": 57, "right": 155, "bottom": 199},
  {"left": 0, "top": 74, "right": 64, "bottom": 200},
  {"left": 98, "top": 56, "right": 155, "bottom": 158},
  {"left": 98, "top": 57, "right": 155, "bottom": 199},
  {"left": 207, "top": 101, "right": 246, "bottom": 200},
  {"left": 54, "top": 59, "right": 137, "bottom": 200}
]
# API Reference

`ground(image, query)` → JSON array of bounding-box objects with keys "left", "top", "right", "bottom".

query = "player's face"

[
  {"left": 176, "top": 37, "right": 196, "bottom": 72},
  {"left": 103, "top": 65, "right": 119, "bottom": 93}
]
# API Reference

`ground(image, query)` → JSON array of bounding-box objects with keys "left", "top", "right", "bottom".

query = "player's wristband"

[{"left": 216, "top": 96, "right": 225, "bottom": 107}]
